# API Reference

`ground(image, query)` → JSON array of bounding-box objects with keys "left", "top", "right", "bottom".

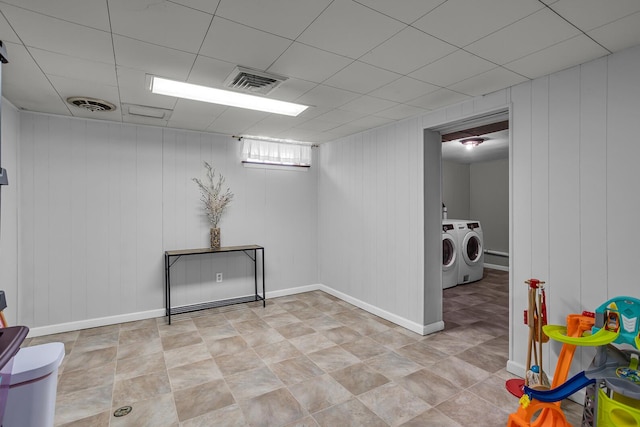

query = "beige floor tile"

[
  {"left": 312, "top": 398, "right": 387, "bottom": 427},
  {"left": 168, "top": 358, "right": 223, "bottom": 391},
  {"left": 307, "top": 345, "right": 360, "bottom": 372},
  {"left": 283, "top": 415, "right": 320, "bottom": 427},
  {"left": 112, "top": 371, "right": 171, "bottom": 407},
  {"left": 216, "top": 348, "right": 265, "bottom": 376},
  {"left": 436, "top": 390, "right": 510, "bottom": 427},
  {"left": 119, "top": 327, "right": 160, "bottom": 347},
  {"left": 396, "top": 368, "right": 461, "bottom": 406},
  {"left": 253, "top": 340, "right": 302, "bottom": 364},
  {"left": 468, "top": 374, "right": 521, "bottom": 413},
  {"left": 180, "top": 404, "right": 246, "bottom": 427},
  {"left": 54, "top": 384, "right": 113, "bottom": 425},
  {"left": 340, "top": 336, "right": 389, "bottom": 360},
  {"left": 157, "top": 318, "right": 197, "bottom": 336},
  {"left": 57, "top": 362, "right": 116, "bottom": 395},
  {"left": 110, "top": 393, "right": 178, "bottom": 427},
  {"left": 359, "top": 382, "right": 431, "bottom": 426},
  {"left": 329, "top": 363, "right": 389, "bottom": 395},
  {"left": 270, "top": 355, "right": 325, "bottom": 386},
  {"left": 399, "top": 408, "right": 463, "bottom": 427},
  {"left": 369, "top": 328, "right": 418, "bottom": 349},
  {"left": 289, "top": 332, "right": 336, "bottom": 354},
  {"left": 63, "top": 346, "right": 117, "bottom": 372},
  {"left": 238, "top": 388, "right": 306, "bottom": 427},
  {"left": 116, "top": 351, "right": 165, "bottom": 381},
  {"left": 321, "top": 325, "right": 362, "bottom": 345},
  {"left": 365, "top": 351, "right": 422, "bottom": 379},
  {"left": 456, "top": 341, "right": 509, "bottom": 373},
  {"left": 242, "top": 328, "right": 286, "bottom": 348},
  {"left": 396, "top": 340, "right": 449, "bottom": 366},
  {"left": 174, "top": 379, "right": 235, "bottom": 422},
  {"left": 275, "top": 322, "right": 316, "bottom": 339},
  {"left": 207, "top": 335, "right": 249, "bottom": 357},
  {"left": 226, "top": 366, "right": 284, "bottom": 401},
  {"left": 163, "top": 342, "right": 212, "bottom": 369},
  {"left": 160, "top": 330, "right": 203, "bottom": 351},
  {"left": 424, "top": 356, "right": 492, "bottom": 388},
  {"left": 288, "top": 374, "right": 352, "bottom": 413},
  {"left": 72, "top": 331, "right": 120, "bottom": 353},
  {"left": 198, "top": 322, "right": 238, "bottom": 341},
  {"left": 56, "top": 410, "right": 111, "bottom": 427},
  {"left": 117, "top": 337, "right": 163, "bottom": 360}
]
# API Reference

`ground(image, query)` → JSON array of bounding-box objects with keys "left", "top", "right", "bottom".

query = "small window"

[{"left": 241, "top": 138, "right": 312, "bottom": 168}]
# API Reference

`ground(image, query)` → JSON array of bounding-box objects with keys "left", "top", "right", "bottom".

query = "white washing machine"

[
  {"left": 455, "top": 220, "right": 484, "bottom": 284},
  {"left": 442, "top": 220, "right": 459, "bottom": 289}
]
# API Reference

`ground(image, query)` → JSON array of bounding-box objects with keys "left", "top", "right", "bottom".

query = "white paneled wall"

[
  {"left": 509, "top": 45, "right": 640, "bottom": 378},
  {"left": 0, "top": 100, "right": 19, "bottom": 325},
  {"left": 15, "top": 113, "right": 317, "bottom": 331},
  {"left": 318, "top": 119, "right": 426, "bottom": 328}
]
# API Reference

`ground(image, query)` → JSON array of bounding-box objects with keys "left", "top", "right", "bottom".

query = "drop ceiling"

[{"left": 1, "top": 0, "right": 639, "bottom": 144}]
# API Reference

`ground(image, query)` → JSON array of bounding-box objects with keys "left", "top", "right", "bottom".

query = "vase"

[{"left": 210, "top": 227, "right": 221, "bottom": 249}]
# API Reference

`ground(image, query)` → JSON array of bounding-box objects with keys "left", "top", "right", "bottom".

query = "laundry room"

[{"left": 440, "top": 115, "right": 510, "bottom": 287}]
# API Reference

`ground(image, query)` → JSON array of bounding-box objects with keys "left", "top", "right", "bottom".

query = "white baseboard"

[
  {"left": 27, "top": 283, "right": 443, "bottom": 338},
  {"left": 28, "top": 308, "right": 166, "bottom": 338},
  {"left": 485, "top": 263, "right": 509, "bottom": 272}
]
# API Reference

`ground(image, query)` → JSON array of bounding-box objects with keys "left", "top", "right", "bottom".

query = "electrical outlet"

[{"left": 216, "top": 273, "right": 223, "bottom": 283}]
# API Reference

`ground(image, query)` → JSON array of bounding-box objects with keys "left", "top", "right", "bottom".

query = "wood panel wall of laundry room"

[{"left": 12, "top": 114, "right": 318, "bottom": 330}]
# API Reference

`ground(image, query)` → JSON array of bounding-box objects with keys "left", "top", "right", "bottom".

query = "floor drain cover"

[{"left": 114, "top": 406, "right": 132, "bottom": 417}]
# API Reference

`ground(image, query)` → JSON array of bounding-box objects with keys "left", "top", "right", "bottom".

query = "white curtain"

[{"left": 241, "top": 138, "right": 312, "bottom": 166}]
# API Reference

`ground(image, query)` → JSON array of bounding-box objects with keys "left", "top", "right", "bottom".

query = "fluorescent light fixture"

[{"left": 149, "top": 76, "right": 308, "bottom": 117}]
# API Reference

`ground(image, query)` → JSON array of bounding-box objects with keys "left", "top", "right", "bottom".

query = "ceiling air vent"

[
  {"left": 67, "top": 97, "right": 116, "bottom": 112},
  {"left": 223, "top": 66, "right": 287, "bottom": 95}
]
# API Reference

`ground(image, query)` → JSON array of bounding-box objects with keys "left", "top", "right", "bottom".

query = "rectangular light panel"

[{"left": 150, "top": 76, "right": 308, "bottom": 117}]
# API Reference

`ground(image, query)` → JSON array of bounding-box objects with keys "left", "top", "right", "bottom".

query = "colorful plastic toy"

[{"left": 508, "top": 296, "right": 640, "bottom": 427}]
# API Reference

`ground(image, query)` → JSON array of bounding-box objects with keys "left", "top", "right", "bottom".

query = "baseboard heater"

[{"left": 484, "top": 249, "right": 509, "bottom": 258}]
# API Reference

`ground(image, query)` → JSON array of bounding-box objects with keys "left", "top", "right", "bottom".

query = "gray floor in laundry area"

[{"left": 22, "top": 269, "right": 584, "bottom": 426}]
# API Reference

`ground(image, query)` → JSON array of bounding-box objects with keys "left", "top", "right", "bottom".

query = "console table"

[{"left": 164, "top": 244, "right": 265, "bottom": 324}]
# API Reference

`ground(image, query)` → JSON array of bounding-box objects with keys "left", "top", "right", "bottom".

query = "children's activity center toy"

[{"left": 507, "top": 289, "right": 640, "bottom": 427}]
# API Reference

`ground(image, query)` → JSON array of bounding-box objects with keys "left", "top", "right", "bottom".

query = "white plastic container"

[{"left": 1, "top": 342, "right": 65, "bottom": 427}]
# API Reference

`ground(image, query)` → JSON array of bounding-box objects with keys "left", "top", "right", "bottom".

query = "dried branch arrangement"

[{"left": 192, "top": 161, "right": 234, "bottom": 228}]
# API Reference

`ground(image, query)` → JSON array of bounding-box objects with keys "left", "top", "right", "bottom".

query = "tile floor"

[{"left": 22, "top": 269, "right": 585, "bottom": 426}]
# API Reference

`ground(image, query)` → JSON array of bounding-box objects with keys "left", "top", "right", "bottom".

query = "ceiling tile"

[
  {"left": 278, "top": 128, "right": 331, "bottom": 142},
  {"left": 547, "top": 0, "right": 640, "bottom": 32},
  {"left": 0, "top": 4, "right": 114, "bottom": 64},
  {"left": 368, "top": 76, "right": 439, "bottom": 103},
  {"left": 353, "top": 0, "right": 446, "bottom": 24},
  {"left": 108, "top": 0, "right": 212, "bottom": 53},
  {"left": 243, "top": 115, "right": 306, "bottom": 135},
  {"left": 207, "top": 108, "right": 269, "bottom": 135},
  {"left": 268, "top": 42, "right": 353, "bottom": 84},
  {"left": 268, "top": 78, "right": 317, "bottom": 102},
  {"left": 409, "top": 50, "right": 496, "bottom": 87},
  {"left": 412, "top": 0, "right": 544, "bottom": 47},
  {"left": 316, "top": 109, "right": 367, "bottom": 125},
  {"left": 329, "top": 115, "right": 396, "bottom": 135},
  {"left": 504, "top": 35, "right": 610, "bottom": 79},
  {"left": 339, "top": 96, "right": 399, "bottom": 115},
  {"left": 0, "top": 10, "right": 20, "bottom": 43},
  {"left": 215, "top": 0, "right": 332, "bottom": 40},
  {"left": 123, "top": 115, "right": 168, "bottom": 127},
  {"left": 407, "top": 88, "right": 470, "bottom": 110},
  {"left": 588, "top": 11, "right": 640, "bottom": 53},
  {"left": 295, "top": 85, "right": 360, "bottom": 109},
  {"left": 113, "top": 35, "right": 196, "bottom": 80},
  {"left": 447, "top": 67, "right": 528, "bottom": 97},
  {"left": 200, "top": 17, "right": 292, "bottom": 70},
  {"left": 168, "top": 98, "right": 227, "bottom": 127},
  {"left": 0, "top": 0, "right": 110, "bottom": 31},
  {"left": 375, "top": 104, "right": 429, "bottom": 120},
  {"left": 297, "top": 0, "right": 405, "bottom": 59},
  {"left": 360, "top": 26, "right": 457, "bottom": 74},
  {"left": 187, "top": 55, "right": 237, "bottom": 87},
  {"left": 465, "top": 8, "right": 580, "bottom": 65},
  {"left": 293, "top": 119, "right": 341, "bottom": 132},
  {"left": 170, "top": 0, "right": 221, "bottom": 14},
  {"left": 48, "top": 75, "right": 120, "bottom": 108},
  {"left": 323, "top": 61, "right": 400, "bottom": 94},
  {"left": 116, "top": 66, "right": 177, "bottom": 110},
  {"left": 1, "top": 42, "right": 70, "bottom": 115},
  {"left": 30, "top": 48, "right": 117, "bottom": 86}
]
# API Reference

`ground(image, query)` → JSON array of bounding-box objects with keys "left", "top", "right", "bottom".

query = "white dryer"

[
  {"left": 455, "top": 220, "right": 484, "bottom": 284},
  {"left": 442, "top": 220, "right": 459, "bottom": 289}
]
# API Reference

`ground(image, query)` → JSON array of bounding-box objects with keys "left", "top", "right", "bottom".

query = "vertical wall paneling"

[
  {"left": 0, "top": 101, "right": 19, "bottom": 325},
  {"left": 423, "top": 129, "right": 442, "bottom": 325},
  {"left": 510, "top": 82, "right": 533, "bottom": 366},
  {"left": 19, "top": 114, "right": 35, "bottom": 326},
  {"left": 578, "top": 57, "right": 608, "bottom": 311},
  {"left": 606, "top": 45, "right": 640, "bottom": 297}
]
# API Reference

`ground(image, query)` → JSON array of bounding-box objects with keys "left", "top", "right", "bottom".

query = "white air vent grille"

[{"left": 223, "top": 66, "right": 287, "bottom": 95}]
